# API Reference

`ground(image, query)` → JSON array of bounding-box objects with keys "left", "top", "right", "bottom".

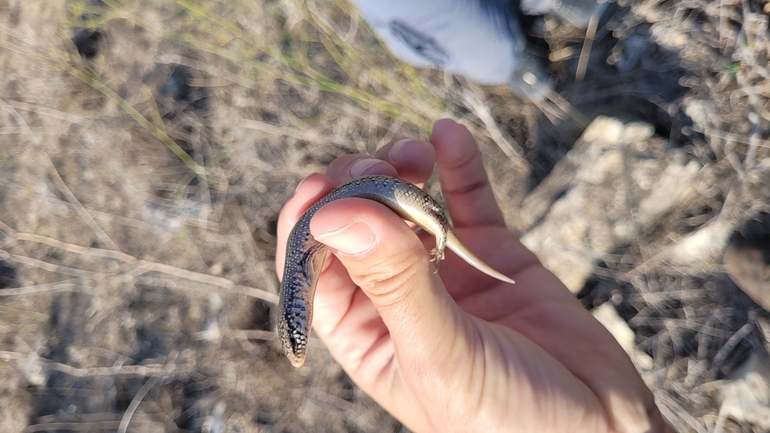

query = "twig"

[
  {"left": 576, "top": 7, "right": 600, "bottom": 81},
  {"left": 460, "top": 84, "right": 526, "bottom": 168},
  {"left": 0, "top": 99, "right": 121, "bottom": 251},
  {"left": 5, "top": 99, "right": 91, "bottom": 125},
  {"left": 8, "top": 254, "right": 95, "bottom": 278},
  {"left": 25, "top": 421, "right": 124, "bottom": 432},
  {"left": 745, "top": 111, "right": 759, "bottom": 168},
  {"left": 233, "top": 330, "right": 276, "bottom": 340},
  {"left": 710, "top": 322, "right": 753, "bottom": 375},
  {"left": 2, "top": 225, "right": 135, "bottom": 262},
  {"left": 132, "top": 261, "right": 278, "bottom": 303},
  {"left": 0, "top": 281, "right": 80, "bottom": 297},
  {"left": 0, "top": 222, "right": 279, "bottom": 303},
  {"left": 118, "top": 375, "right": 162, "bottom": 433},
  {"left": 0, "top": 351, "right": 193, "bottom": 377}
]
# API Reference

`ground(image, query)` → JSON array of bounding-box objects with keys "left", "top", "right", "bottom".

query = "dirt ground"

[{"left": 1, "top": 0, "right": 769, "bottom": 431}]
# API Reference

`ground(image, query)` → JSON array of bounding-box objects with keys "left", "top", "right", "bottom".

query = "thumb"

[{"left": 310, "top": 197, "right": 463, "bottom": 368}]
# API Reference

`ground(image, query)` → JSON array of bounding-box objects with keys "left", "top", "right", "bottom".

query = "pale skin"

[{"left": 276, "top": 119, "right": 674, "bottom": 433}]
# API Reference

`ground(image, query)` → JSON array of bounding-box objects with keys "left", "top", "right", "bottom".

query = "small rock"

[
  {"left": 714, "top": 352, "right": 770, "bottom": 432},
  {"left": 20, "top": 354, "right": 46, "bottom": 387},
  {"left": 521, "top": 117, "right": 701, "bottom": 292},
  {"left": 724, "top": 214, "right": 770, "bottom": 312},
  {"left": 664, "top": 218, "right": 733, "bottom": 266},
  {"left": 592, "top": 303, "right": 653, "bottom": 370},
  {"left": 683, "top": 99, "right": 719, "bottom": 133}
]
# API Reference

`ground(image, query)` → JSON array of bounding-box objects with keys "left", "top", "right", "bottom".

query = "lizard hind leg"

[
  {"left": 429, "top": 247, "right": 443, "bottom": 274},
  {"left": 429, "top": 247, "right": 445, "bottom": 263},
  {"left": 428, "top": 225, "right": 448, "bottom": 273}
]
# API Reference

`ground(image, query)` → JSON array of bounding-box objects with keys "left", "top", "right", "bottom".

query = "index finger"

[{"left": 430, "top": 119, "right": 506, "bottom": 228}]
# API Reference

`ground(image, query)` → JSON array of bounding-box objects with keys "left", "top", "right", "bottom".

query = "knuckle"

[{"left": 351, "top": 246, "right": 428, "bottom": 306}]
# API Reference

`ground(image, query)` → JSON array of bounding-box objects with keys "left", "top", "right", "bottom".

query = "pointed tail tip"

[{"left": 488, "top": 271, "right": 515, "bottom": 285}]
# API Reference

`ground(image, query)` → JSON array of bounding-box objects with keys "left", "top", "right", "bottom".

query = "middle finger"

[{"left": 326, "top": 139, "right": 436, "bottom": 185}]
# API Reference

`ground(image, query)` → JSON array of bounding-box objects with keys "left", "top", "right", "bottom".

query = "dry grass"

[{"left": 0, "top": 0, "right": 769, "bottom": 431}]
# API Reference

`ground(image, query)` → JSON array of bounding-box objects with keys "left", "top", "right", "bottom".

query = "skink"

[{"left": 278, "top": 175, "right": 515, "bottom": 368}]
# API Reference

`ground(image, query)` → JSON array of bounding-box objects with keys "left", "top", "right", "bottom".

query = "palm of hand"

[
  {"left": 312, "top": 220, "right": 651, "bottom": 432},
  {"left": 409, "top": 224, "right": 651, "bottom": 432}
]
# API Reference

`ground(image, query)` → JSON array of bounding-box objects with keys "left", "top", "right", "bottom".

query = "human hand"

[{"left": 276, "top": 119, "right": 672, "bottom": 433}]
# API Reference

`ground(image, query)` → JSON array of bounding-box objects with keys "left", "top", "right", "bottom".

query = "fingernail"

[
  {"left": 350, "top": 158, "right": 387, "bottom": 178},
  {"left": 315, "top": 220, "right": 377, "bottom": 255},
  {"left": 388, "top": 139, "right": 411, "bottom": 163}
]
